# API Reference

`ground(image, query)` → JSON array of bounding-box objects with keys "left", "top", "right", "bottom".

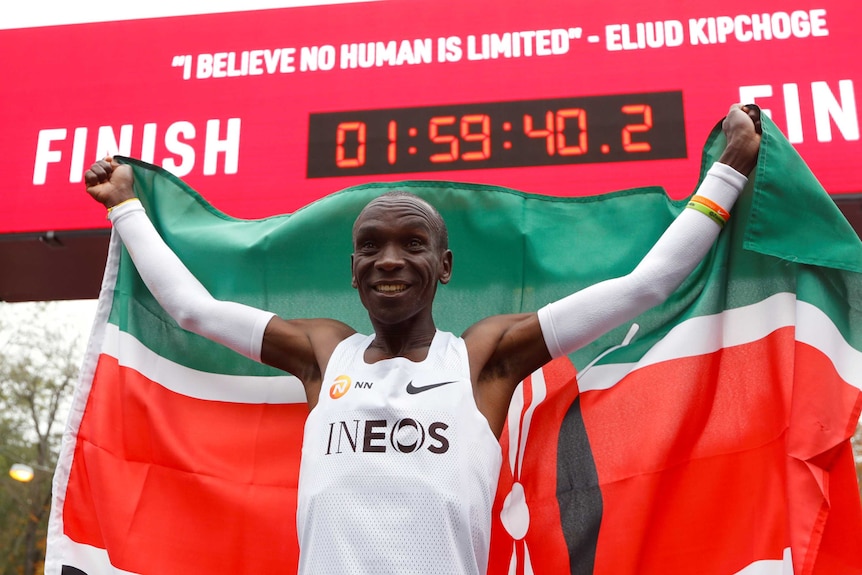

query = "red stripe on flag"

[
  {"left": 63, "top": 354, "right": 307, "bottom": 574},
  {"left": 490, "top": 357, "right": 580, "bottom": 575},
  {"left": 63, "top": 334, "right": 862, "bottom": 574},
  {"left": 582, "top": 328, "right": 861, "bottom": 574},
  {"left": 490, "top": 327, "right": 862, "bottom": 574},
  {"left": 810, "top": 441, "right": 862, "bottom": 574},
  {"left": 787, "top": 342, "right": 862, "bottom": 575},
  {"left": 583, "top": 328, "right": 794, "bottom": 573},
  {"left": 593, "top": 442, "right": 789, "bottom": 573},
  {"left": 584, "top": 327, "right": 795, "bottom": 483}
]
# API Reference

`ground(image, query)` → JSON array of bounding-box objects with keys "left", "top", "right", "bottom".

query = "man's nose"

[{"left": 375, "top": 243, "right": 405, "bottom": 269}]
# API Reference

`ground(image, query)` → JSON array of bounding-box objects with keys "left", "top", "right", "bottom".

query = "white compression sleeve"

[
  {"left": 108, "top": 200, "right": 275, "bottom": 361},
  {"left": 537, "top": 162, "right": 747, "bottom": 359}
]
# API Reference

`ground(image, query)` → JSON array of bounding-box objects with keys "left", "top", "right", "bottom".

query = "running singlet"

[{"left": 296, "top": 330, "right": 503, "bottom": 575}]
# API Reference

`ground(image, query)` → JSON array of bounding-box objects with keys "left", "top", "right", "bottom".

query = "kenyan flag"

[{"left": 47, "top": 116, "right": 862, "bottom": 574}]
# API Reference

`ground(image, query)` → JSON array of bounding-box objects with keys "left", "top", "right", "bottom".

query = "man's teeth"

[{"left": 376, "top": 284, "right": 407, "bottom": 293}]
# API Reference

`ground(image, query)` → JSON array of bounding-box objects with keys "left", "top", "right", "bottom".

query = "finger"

[
  {"left": 86, "top": 162, "right": 108, "bottom": 183},
  {"left": 741, "top": 103, "right": 763, "bottom": 134},
  {"left": 727, "top": 103, "right": 745, "bottom": 116},
  {"left": 83, "top": 169, "right": 99, "bottom": 187}
]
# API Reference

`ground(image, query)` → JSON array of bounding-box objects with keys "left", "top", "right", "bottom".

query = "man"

[{"left": 84, "top": 104, "right": 761, "bottom": 575}]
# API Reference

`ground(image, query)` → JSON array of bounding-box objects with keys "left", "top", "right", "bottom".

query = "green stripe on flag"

[{"left": 113, "top": 114, "right": 861, "bottom": 375}]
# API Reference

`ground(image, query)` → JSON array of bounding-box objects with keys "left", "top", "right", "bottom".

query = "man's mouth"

[{"left": 374, "top": 283, "right": 408, "bottom": 294}]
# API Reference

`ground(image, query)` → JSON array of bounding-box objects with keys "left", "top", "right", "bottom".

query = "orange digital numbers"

[
  {"left": 335, "top": 121, "right": 366, "bottom": 168},
  {"left": 523, "top": 111, "right": 555, "bottom": 155},
  {"left": 621, "top": 104, "right": 653, "bottom": 152},
  {"left": 556, "top": 108, "right": 587, "bottom": 156},
  {"left": 428, "top": 114, "right": 491, "bottom": 162},
  {"left": 429, "top": 116, "right": 459, "bottom": 163},
  {"left": 460, "top": 114, "right": 491, "bottom": 161},
  {"left": 307, "top": 92, "right": 685, "bottom": 179},
  {"left": 387, "top": 120, "right": 398, "bottom": 165},
  {"left": 524, "top": 109, "right": 587, "bottom": 156}
]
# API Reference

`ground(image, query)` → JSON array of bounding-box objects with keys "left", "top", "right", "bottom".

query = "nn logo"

[
  {"left": 329, "top": 375, "right": 373, "bottom": 399},
  {"left": 326, "top": 418, "right": 450, "bottom": 455},
  {"left": 329, "top": 375, "right": 351, "bottom": 399}
]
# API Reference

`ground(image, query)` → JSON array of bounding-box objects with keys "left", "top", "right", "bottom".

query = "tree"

[{"left": 0, "top": 302, "right": 87, "bottom": 575}]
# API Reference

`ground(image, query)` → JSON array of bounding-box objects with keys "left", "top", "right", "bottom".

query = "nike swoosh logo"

[{"left": 405, "top": 380, "right": 458, "bottom": 394}]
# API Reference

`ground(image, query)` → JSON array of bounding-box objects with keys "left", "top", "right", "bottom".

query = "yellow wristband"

[
  {"left": 686, "top": 200, "right": 727, "bottom": 228},
  {"left": 106, "top": 198, "right": 140, "bottom": 215},
  {"left": 689, "top": 195, "right": 731, "bottom": 222}
]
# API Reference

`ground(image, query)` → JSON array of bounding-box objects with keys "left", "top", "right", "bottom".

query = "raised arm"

[
  {"left": 84, "top": 160, "right": 353, "bottom": 399},
  {"left": 538, "top": 104, "right": 760, "bottom": 358},
  {"left": 467, "top": 105, "right": 761, "bottom": 435},
  {"left": 85, "top": 159, "right": 276, "bottom": 360}
]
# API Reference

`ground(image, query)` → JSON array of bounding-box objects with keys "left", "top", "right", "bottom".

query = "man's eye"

[{"left": 407, "top": 239, "right": 422, "bottom": 248}]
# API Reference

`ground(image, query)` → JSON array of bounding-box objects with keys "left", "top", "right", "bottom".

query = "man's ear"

[
  {"left": 438, "top": 249, "right": 453, "bottom": 285},
  {"left": 350, "top": 254, "right": 358, "bottom": 288}
]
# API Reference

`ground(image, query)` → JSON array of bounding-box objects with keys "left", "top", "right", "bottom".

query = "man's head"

[
  {"left": 353, "top": 191, "right": 448, "bottom": 250},
  {"left": 351, "top": 192, "right": 452, "bottom": 327}
]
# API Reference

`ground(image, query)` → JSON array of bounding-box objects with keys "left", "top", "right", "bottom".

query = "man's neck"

[{"left": 366, "top": 317, "right": 438, "bottom": 363}]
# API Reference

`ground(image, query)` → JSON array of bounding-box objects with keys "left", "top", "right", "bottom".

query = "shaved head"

[{"left": 354, "top": 191, "right": 449, "bottom": 250}]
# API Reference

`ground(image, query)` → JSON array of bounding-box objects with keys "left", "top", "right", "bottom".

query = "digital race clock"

[{"left": 307, "top": 91, "right": 687, "bottom": 178}]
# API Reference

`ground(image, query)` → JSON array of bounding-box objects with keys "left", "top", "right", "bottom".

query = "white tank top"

[{"left": 296, "top": 330, "right": 502, "bottom": 575}]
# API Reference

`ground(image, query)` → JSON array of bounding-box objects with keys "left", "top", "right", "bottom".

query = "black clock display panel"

[{"left": 307, "top": 91, "right": 686, "bottom": 178}]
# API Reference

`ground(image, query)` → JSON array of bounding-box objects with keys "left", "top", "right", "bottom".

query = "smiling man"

[{"left": 84, "top": 104, "right": 761, "bottom": 575}]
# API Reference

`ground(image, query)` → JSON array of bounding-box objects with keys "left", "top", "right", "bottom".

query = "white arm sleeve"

[
  {"left": 108, "top": 200, "right": 276, "bottom": 362},
  {"left": 537, "top": 162, "right": 747, "bottom": 358}
]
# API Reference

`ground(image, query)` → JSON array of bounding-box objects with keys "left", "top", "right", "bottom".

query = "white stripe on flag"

[
  {"left": 797, "top": 300, "right": 862, "bottom": 391},
  {"left": 48, "top": 534, "right": 141, "bottom": 575},
  {"left": 732, "top": 547, "right": 794, "bottom": 575},
  {"left": 578, "top": 293, "right": 861, "bottom": 392},
  {"left": 103, "top": 322, "right": 306, "bottom": 404},
  {"left": 47, "top": 233, "right": 124, "bottom": 575}
]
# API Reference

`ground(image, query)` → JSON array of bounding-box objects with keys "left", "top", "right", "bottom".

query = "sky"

[{"left": 1, "top": 299, "right": 98, "bottom": 348}]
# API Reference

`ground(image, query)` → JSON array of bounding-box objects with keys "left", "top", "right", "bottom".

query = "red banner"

[{"left": 2, "top": 0, "right": 859, "bottom": 234}]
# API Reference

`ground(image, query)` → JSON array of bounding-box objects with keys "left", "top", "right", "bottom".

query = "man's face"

[{"left": 351, "top": 195, "right": 452, "bottom": 327}]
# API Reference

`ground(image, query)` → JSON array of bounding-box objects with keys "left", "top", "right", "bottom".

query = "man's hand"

[
  {"left": 718, "top": 104, "right": 762, "bottom": 177},
  {"left": 84, "top": 158, "right": 136, "bottom": 209}
]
